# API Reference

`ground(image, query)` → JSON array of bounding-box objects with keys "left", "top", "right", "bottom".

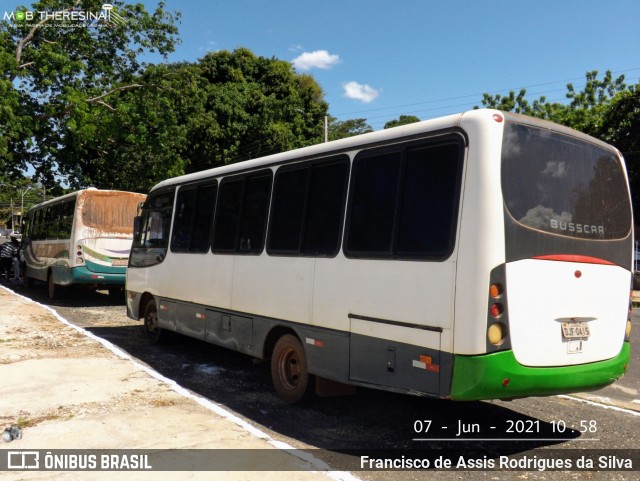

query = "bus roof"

[
  {"left": 26, "top": 188, "right": 145, "bottom": 212},
  {"left": 151, "top": 111, "right": 470, "bottom": 192}
]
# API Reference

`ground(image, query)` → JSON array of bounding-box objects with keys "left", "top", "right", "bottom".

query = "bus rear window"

[
  {"left": 82, "top": 191, "right": 144, "bottom": 233},
  {"left": 501, "top": 123, "right": 631, "bottom": 240}
]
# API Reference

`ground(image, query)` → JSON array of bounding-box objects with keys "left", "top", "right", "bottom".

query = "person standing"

[{"left": 0, "top": 235, "right": 20, "bottom": 281}]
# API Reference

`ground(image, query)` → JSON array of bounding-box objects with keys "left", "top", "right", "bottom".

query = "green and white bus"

[
  {"left": 126, "top": 109, "right": 633, "bottom": 403},
  {"left": 22, "top": 188, "right": 146, "bottom": 299}
]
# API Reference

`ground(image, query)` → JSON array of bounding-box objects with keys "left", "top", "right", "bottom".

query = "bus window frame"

[
  {"left": 212, "top": 169, "right": 273, "bottom": 256},
  {"left": 343, "top": 134, "right": 465, "bottom": 262},
  {"left": 266, "top": 155, "right": 350, "bottom": 258}
]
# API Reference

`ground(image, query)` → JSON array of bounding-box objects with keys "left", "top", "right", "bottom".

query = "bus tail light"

[
  {"left": 627, "top": 290, "right": 633, "bottom": 341},
  {"left": 627, "top": 291, "right": 633, "bottom": 341},
  {"left": 488, "top": 322, "right": 505, "bottom": 346},
  {"left": 486, "top": 265, "right": 511, "bottom": 351},
  {"left": 489, "top": 283, "right": 503, "bottom": 298}
]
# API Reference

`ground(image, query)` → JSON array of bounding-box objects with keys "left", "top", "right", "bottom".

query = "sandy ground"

[{"left": 0, "top": 286, "right": 354, "bottom": 481}]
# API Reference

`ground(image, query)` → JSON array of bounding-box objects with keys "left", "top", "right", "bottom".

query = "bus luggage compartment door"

[
  {"left": 205, "top": 310, "right": 253, "bottom": 353},
  {"left": 348, "top": 316, "right": 442, "bottom": 395}
]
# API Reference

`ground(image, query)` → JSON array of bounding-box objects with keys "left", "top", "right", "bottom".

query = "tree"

[
  {"left": 327, "top": 116, "right": 373, "bottom": 140},
  {"left": 477, "top": 69, "right": 640, "bottom": 217},
  {"left": 477, "top": 70, "right": 629, "bottom": 136},
  {"left": 1, "top": 0, "right": 180, "bottom": 190},
  {"left": 384, "top": 115, "right": 420, "bottom": 129},
  {"left": 187, "top": 48, "right": 328, "bottom": 171},
  {"left": 600, "top": 86, "right": 640, "bottom": 216},
  {"left": 0, "top": 177, "right": 45, "bottom": 229},
  {"left": 54, "top": 48, "right": 329, "bottom": 191}
]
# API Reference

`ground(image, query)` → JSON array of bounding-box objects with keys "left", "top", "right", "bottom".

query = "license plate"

[
  {"left": 562, "top": 322, "right": 590, "bottom": 339},
  {"left": 111, "top": 259, "right": 128, "bottom": 266}
]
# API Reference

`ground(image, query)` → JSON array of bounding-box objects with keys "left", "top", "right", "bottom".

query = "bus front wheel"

[
  {"left": 143, "top": 298, "right": 162, "bottom": 344},
  {"left": 271, "top": 334, "right": 312, "bottom": 404},
  {"left": 22, "top": 263, "right": 32, "bottom": 288}
]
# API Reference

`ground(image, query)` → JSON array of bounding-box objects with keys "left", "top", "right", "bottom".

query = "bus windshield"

[{"left": 501, "top": 123, "right": 631, "bottom": 240}]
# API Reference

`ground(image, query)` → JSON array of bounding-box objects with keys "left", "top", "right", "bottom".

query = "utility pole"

[
  {"left": 324, "top": 115, "right": 328, "bottom": 143},
  {"left": 20, "top": 186, "right": 32, "bottom": 229},
  {"left": 10, "top": 198, "right": 15, "bottom": 232}
]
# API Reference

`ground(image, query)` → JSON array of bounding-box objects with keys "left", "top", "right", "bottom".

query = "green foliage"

[
  {"left": 477, "top": 70, "right": 640, "bottom": 218},
  {"left": 55, "top": 48, "right": 329, "bottom": 190},
  {"left": 186, "top": 48, "right": 328, "bottom": 171},
  {"left": 1, "top": 0, "right": 180, "bottom": 191},
  {"left": 2, "top": 4, "right": 328, "bottom": 193},
  {"left": 384, "top": 115, "right": 420, "bottom": 129},
  {"left": 477, "top": 70, "right": 631, "bottom": 136},
  {"left": 327, "top": 116, "right": 373, "bottom": 140},
  {"left": 0, "top": 178, "right": 46, "bottom": 228},
  {"left": 600, "top": 86, "right": 640, "bottom": 218}
]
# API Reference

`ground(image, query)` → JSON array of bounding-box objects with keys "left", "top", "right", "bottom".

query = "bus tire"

[
  {"left": 108, "top": 287, "right": 123, "bottom": 301},
  {"left": 22, "top": 263, "right": 32, "bottom": 288},
  {"left": 47, "top": 272, "right": 63, "bottom": 300},
  {"left": 143, "top": 298, "right": 162, "bottom": 344},
  {"left": 271, "top": 334, "right": 312, "bottom": 404}
]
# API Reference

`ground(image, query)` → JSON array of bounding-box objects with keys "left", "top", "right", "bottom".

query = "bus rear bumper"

[
  {"left": 449, "top": 342, "right": 631, "bottom": 401},
  {"left": 56, "top": 265, "right": 126, "bottom": 286}
]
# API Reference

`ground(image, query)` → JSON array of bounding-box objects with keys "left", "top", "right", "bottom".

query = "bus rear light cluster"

[
  {"left": 626, "top": 291, "right": 633, "bottom": 340},
  {"left": 489, "top": 283, "right": 504, "bottom": 319},
  {"left": 487, "top": 275, "right": 509, "bottom": 347},
  {"left": 76, "top": 244, "right": 84, "bottom": 265}
]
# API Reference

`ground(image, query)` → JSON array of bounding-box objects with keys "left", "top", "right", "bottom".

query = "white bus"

[
  {"left": 126, "top": 110, "right": 633, "bottom": 403},
  {"left": 22, "top": 188, "right": 146, "bottom": 299}
]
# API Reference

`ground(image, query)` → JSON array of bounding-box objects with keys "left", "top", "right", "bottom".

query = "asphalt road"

[{"left": 7, "top": 280, "right": 640, "bottom": 480}]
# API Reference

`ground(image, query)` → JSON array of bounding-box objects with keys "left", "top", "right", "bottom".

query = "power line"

[{"left": 333, "top": 66, "right": 640, "bottom": 119}]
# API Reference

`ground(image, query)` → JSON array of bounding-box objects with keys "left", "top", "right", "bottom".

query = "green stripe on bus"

[
  {"left": 84, "top": 259, "right": 126, "bottom": 274},
  {"left": 450, "top": 342, "right": 630, "bottom": 401},
  {"left": 83, "top": 245, "right": 126, "bottom": 263}
]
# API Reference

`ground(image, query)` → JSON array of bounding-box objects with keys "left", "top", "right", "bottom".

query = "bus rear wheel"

[
  {"left": 47, "top": 272, "right": 63, "bottom": 300},
  {"left": 271, "top": 334, "right": 312, "bottom": 404},
  {"left": 143, "top": 298, "right": 162, "bottom": 344}
]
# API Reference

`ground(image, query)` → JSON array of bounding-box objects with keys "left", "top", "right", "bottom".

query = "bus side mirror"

[{"left": 133, "top": 216, "right": 142, "bottom": 241}]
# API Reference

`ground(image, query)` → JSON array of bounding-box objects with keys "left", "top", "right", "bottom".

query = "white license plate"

[
  {"left": 567, "top": 340, "right": 583, "bottom": 354},
  {"left": 111, "top": 259, "right": 128, "bottom": 266},
  {"left": 562, "top": 322, "right": 590, "bottom": 339}
]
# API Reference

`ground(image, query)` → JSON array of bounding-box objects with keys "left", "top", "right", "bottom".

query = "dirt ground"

[{"left": 0, "top": 286, "right": 355, "bottom": 481}]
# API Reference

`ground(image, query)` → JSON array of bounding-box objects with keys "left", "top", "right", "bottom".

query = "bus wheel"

[
  {"left": 22, "top": 264, "right": 32, "bottom": 288},
  {"left": 108, "top": 287, "right": 123, "bottom": 301},
  {"left": 143, "top": 298, "right": 162, "bottom": 344},
  {"left": 47, "top": 272, "right": 63, "bottom": 300},
  {"left": 271, "top": 334, "right": 311, "bottom": 404}
]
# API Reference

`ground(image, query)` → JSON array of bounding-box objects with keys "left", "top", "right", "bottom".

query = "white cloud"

[
  {"left": 291, "top": 50, "right": 341, "bottom": 70},
  {"left": 342, "top": 81, "right": 380, "bottom": 103}
]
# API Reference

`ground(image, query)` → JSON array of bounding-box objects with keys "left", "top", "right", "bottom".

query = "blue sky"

[{"left": 138, "top": 1, "right": 636, "bottom": 129}]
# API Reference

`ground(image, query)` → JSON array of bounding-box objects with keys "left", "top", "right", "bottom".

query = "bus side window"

[
  {"left": 345, "top": 138, "right": 463, "bottom": 260},
  {"left": 238, "top": 173, "right": 271, "bottom": 254},
  {"left": 171, "top": 187, "right": 197, "bottom": 252},
  {"left": 213, "top": 171, "right": 271, "bottom": 254}
]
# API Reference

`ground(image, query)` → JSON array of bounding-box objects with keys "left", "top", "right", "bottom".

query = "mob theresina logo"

[{"left": 3, "top": 4, "right": 125, "bottom": 27}]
